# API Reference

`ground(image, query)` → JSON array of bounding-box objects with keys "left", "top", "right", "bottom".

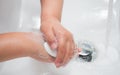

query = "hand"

[
  {"left": 40, "top": 18, "right": 75, "bottom": 67},
  {"left": 18, "top": 32, "right": 55, "bottom": 63}
]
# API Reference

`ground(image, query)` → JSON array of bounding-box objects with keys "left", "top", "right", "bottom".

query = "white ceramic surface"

[{"left": 0, "top": 0, "right": 120, "bottom": 75}]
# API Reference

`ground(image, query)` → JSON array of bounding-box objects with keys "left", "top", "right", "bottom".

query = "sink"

[{"left": 0, "top": 0, "right": 120, "bottom": 75}]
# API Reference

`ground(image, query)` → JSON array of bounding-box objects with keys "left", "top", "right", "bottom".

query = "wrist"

[
  {"left": 16, "top": 32, "right": 39, "bottom": 57},
  {"left": 18, "top": 32, "right": 45, "bottom": 58},
  {"left": 41, "top": 15, "right": 61, "bottom": 24}
]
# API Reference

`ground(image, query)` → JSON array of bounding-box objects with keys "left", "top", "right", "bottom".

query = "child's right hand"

[
  {"left": 20, "top": 32, "right": 55, "bottom": 62},
  {"left": 0, "top": 32, "right": 55, "bottom": 62}
]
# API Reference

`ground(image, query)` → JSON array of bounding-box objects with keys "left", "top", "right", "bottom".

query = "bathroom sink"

[{"left": 0, "top": 0, "right": 120, "bottom": 75}]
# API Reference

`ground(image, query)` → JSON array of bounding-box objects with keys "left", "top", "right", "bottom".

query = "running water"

[
  {"left": 106, "top": 0, "right": 120, "bottom": 50},
  {"left": 94, "top": 0, "right": 120, "bottom": 65},
  {"left": 106, "top": 0, "right": 114, "bottom": 50}
]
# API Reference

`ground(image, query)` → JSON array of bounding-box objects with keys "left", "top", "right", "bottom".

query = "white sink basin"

[{"left": 0, "top": 0, "right": 120, "bottom": 75}]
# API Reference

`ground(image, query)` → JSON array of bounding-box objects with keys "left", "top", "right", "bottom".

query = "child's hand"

[
  {"left": 20, "top": 32, "right": 55, "bottom": 62},
  {"left": 41, "top": 18, "right": 75, "bottom": 67},
  {"left": 0, "top": 32, "right": 55, "bottom": 62}
]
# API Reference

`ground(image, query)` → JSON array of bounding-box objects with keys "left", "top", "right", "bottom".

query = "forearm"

[
  {"left": 0, "top": 33, "right": 29, "bottom": 62},
  {"left": 40, "top": 0, "right": 63, "bottom": 22}
]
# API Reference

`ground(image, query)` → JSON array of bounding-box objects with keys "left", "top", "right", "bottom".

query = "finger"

[
  {"left": 62, "top": 42, "right": 70, "bottom": 66},
  {"left": 55, "top": 38, "right": 66, "bottom": 68},
  {"left": 72, "top": 39, "right": 77, "bottom": 54},
  {"left": 43, "top": 29, "right": 58, "bottom": 50},
  {"left": 62, "top": 40, "right": 74, "bottom": 66}
]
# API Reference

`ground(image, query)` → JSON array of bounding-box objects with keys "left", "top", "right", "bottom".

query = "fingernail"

[
  {"left": 55, "top": 62, "right": 61, "bottom": 68},
  {"left": 51, "top": 42, "right": 57, "bottom": 50},
  {"left": 78, "top": 48, "right": 82, "bottom": 52},
  {"left": 55, "top": 60, "right": 62, "bottom": 68}
]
